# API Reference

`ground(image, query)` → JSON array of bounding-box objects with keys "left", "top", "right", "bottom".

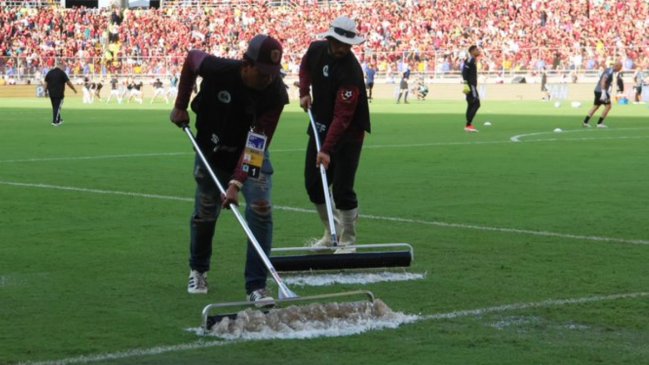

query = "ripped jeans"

[{"left": 189, "top": 152, "right": 273, "bottom": 294}]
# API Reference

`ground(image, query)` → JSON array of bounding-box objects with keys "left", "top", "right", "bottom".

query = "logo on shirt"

[
  {"left": 341, "top": 89, "right": 353, "bottom": 101},
  {"left": 322, "top": 65, "right": 329, "bottom": 78},
  {"left": 217, "top": 90, "right": 231, "bottom": 103}
]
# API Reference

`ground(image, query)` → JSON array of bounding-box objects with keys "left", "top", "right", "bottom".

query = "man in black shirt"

[
  {"left": 299, "top": 16, "right": 371, "bottom": 254},
  {"left": 397, "top": 71, "right": 409, "bottom": 104},
  {"left": 462, "top": 45, "right": 481, "bottom": 132},
  {"left": 150, "top": 78, "right": 166, "bottom": 104},
  {"left": 44, "top": 61, "right": 77, "bottom": 126},
  {"left": 106, "top": 76, "right": 121, "bottom": 103},
  {"left": 170, "top": 35, "right": 288, "bottom": 304}
]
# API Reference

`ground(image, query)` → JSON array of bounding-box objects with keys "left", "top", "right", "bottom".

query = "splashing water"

[{"left": 202, "top": 299, "right": 419, "bottom": 340}]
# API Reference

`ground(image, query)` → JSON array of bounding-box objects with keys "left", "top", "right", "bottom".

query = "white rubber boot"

[
  {"left": 335, "top": 208, "right": 358, "bottom": 254},
  {"left": 311, "top": 204, "right": 340, "bottom": 250}
]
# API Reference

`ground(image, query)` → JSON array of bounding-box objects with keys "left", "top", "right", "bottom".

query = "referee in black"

[
  {"left": 44, "top": 60, "right": 77, "bottom": 126},
  {"left": 462, "top": 45, "right": 481, "bottom": 132}
]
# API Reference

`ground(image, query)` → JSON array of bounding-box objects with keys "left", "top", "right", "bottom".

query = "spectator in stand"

[{"left": 1, "top": 2, "right": 648, "bottom": 79}]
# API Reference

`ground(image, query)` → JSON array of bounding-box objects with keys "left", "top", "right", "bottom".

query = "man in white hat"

[{"left": 298, "top": 16, "right": 371, "bottom": 254}]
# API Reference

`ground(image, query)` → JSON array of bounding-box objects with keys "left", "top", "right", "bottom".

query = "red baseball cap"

[{"left": 244, "top": 35, "right": 283, "bottom": 76}]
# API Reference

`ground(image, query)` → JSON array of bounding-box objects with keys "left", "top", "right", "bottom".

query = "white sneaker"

[
  {"left": 596, "top": 123, "right": 608, "bottom": 128},
  {"left": 582, "top": 122, "right": 591, "bottom": 128},
  {"left": 247, "top": 288, "right": 275, "bottom": 308},
  {"left": 187, "top": 270, "right": 208, "bottom": 294}
]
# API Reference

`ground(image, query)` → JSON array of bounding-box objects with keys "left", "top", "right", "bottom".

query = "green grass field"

[{"left": 1, "top": 96, "right": 648, "bottom": 364}]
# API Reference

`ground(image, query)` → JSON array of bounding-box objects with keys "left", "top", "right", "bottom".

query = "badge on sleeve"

[
  {"left": 338, "top": 87, "right": 357, "bottom": 104},
  {"left": 242, "top": 131, "right": 267, "bottom": 178}
]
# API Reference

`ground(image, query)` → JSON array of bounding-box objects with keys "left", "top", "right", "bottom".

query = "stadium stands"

[{"left": 1, "top": 0, "right": 647, "bottom": 82}]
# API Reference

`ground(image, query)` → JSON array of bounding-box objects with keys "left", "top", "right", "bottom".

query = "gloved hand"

[
  {"left": 599, "top": 91, "right": 608, "bottom": 102},
  {"left": 463, "top": 84, "right": 471, "bottom": 95}
]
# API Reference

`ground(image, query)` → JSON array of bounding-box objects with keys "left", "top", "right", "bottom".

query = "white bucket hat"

[{"left": 319, "top": 16, "right": 365, "bottom": 45}]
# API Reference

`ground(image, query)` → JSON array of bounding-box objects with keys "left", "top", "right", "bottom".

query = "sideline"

[{"left": 1, "top": 180, "right": 647, "bottom": 246}]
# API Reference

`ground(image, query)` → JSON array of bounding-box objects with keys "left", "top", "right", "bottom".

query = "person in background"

[
  {"left": 583, "top": 61, "right": 623, "bottom": 128},
  {"left": 462, "top": 45, "right": 481, "bottom": 132},
  {"left": 396, "top": 71, "right": 409, "bottom": 104},
  {"left": 364, "top": 62, "right": 377, "bottom": 102},
  {"left": 44, "top": 60, "right": 77, "bottom": 126},
  {"left": 632, "top": 64, "right": 648, "bottom": 104}
]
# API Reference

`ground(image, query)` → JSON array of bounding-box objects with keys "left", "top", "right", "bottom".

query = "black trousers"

[
  {"left": 50, "top": 97, "right": 64, "bottom": 124},
  {"left": 465, "top": 87, "right": 480, "bottom": 125},
  {"left": 304, "top": 134, "right": 363, "bottom": 211}
]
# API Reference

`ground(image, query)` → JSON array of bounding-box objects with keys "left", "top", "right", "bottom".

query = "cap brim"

[
  {"left": 319, "top": 31, "right": 365, "bottom": 45},
  {"left": 255, "top": 63, "right": 282, "bottom": 77}
]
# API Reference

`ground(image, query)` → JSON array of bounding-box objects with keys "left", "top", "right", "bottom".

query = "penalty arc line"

[
  {"left": 0, "top": 180, "right": 647, "bottom": 246},
  {"left": 15, "top": 291, "right": 649, "bottom": 365},
  {"left": 510, "top": 126, "right": 649, "bottom": 142}
]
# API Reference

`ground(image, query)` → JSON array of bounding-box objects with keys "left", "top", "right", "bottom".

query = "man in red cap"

[
  {"left": 170, "top": 35, "right": 288, "bottom": 304},
  {"left": 299, "top": 16, "right": 371, "bottom": 254}
]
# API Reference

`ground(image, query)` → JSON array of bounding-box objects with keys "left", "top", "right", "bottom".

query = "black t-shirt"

[
  {"left": 44, "top": 67, "right": 70, "bottom": 98},
  {"left": 462, "top": 57, "right": 478, "bottom": 86},
  {"left": 190, "top": 57, "right": 289, "bottom": 172},
  {"left": 303, "top": 41, "right": 370, "bottom": 134}
]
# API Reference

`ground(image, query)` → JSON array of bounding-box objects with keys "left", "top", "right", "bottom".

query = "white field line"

[
  {"left": 15, "top": 340, "right": 240, "bottom": 365},
  {"left": 16, "top": 291, "right": 649, "bottom": 365},
  {"left": 423, "top": 291, "right": 649, "bottom": 320},
  {"left": 1, "top": 180, "right": 648, "bottom": 246},
  {"left": 0, "top": 181, "right": 193, "bottom": 202},
  {"left": 0, "top": 152, "right": 190, "bottom": 163},
  {"left": 510, "top": 127, "right": 649, "bottom": 142},
  {"left": 359, "top": 213, "right": 649, "bottom": 246},
  {"left": 3, "top": 131, "right": 649, "bottom": 164}
]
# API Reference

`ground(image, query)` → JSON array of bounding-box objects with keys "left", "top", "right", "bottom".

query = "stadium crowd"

[{"left": 1, "top": 0, "right": 648, "bottom": 80}]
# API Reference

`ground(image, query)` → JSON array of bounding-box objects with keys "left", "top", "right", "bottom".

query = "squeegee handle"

[
  {"left": 307, "top": 109, "right": 339, "bottom": 246},
  {"left": 182, "top": 126, "right": 297, "bottom": 299}
]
